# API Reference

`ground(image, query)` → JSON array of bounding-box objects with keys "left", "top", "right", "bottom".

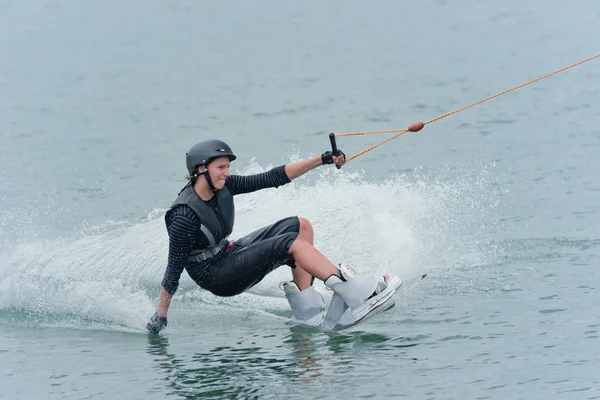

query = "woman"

[{"left": 147, "top": 139, "right": 399, "bottom": 333}]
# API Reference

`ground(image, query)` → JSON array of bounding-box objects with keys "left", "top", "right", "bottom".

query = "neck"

[{"left": 193, "top": 177, "right": 214, "bottom": 201}]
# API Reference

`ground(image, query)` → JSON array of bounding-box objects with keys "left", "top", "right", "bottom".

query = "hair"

[
  {"left": 185, "top": 164, "right": 205, "bottom": 183},
  {"left": 185, "top": 171, "right": 199, "bottom": 182}
]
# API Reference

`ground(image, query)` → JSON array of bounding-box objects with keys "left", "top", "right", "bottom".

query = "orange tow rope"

[{"left": 334, "top": 53, "right": 600, "bottom": 164}]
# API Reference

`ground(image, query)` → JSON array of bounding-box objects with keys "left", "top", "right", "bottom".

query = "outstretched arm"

[
  {"left": 285, "top": 152, "right": 345, "bottom": 180},
  {"left": 226, "top": 165, "right": 291, "bottom": 195},
  {"left": 284, "top": 156, "right": 323, "bottom": 180},
  {"left": 227, "top": 152, "right": 345, "bottom": 195}
]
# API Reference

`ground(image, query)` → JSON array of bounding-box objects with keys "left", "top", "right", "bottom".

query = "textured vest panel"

[{"left": 165, "top": 184, "right": 235, "bottom": 248}]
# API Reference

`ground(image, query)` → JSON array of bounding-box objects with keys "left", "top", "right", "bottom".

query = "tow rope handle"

[{"left": 328, "top": 133, "right": 342, "bottom": 170}]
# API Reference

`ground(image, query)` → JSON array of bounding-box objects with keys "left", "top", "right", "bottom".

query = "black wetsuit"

[{"left": 161, "top": 165, "right": 300, "bottom": 297}]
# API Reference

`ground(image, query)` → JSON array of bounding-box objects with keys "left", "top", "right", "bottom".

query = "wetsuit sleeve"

[
  {"left": 225, "top": 165, "right": 291, "bottom": 196},
  {"left": 161, "top": 206, "right": 199, "bottom": 295}
]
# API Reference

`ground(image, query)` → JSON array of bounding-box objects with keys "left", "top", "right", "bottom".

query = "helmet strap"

[{"left": 203, "top": 169, "right": 218, "bottom": 192}]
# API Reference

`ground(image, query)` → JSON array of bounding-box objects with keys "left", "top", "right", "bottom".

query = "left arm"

[
  {"left": 226, "top": 151, "right": 345, "bottom": 195},
  {"left": 285, "top": 151, "right": 345, "bottom": 180},
  {"left": 226, "top": 165, "right": 291, "bottom": 196},
  {"left": 284, "top": 156, "right": 323, "bottom": 180}
]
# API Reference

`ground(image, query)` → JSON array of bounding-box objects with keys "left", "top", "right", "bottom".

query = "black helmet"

[{"left": 185, "top": 139, "right": 237, "bottom": 174}]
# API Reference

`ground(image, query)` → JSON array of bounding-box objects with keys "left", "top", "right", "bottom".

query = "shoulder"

[{"left": 166, "top": 204, "right": 200, "bottom": 225}]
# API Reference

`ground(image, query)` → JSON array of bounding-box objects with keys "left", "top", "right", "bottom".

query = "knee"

[
  {"left": 298, "top": 217, "right": 314, "bottom": 239},
  {"left": 289, "top": 233, "right": 309, "bottom": 254}
]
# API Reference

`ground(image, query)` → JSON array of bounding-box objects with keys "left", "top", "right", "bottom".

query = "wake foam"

[{"left": 0, "top": 160, "right": 499, "bottom": 330}]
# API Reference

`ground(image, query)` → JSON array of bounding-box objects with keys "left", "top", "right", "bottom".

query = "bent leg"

[
  {"left": 288, "top": 235, "right": 340, "bottom": 282},
  {"left": 231, "top": 215, "right": 329, "bottom": 291},
  {"left": 201, "top": 231, "right": 299, "bottom": 296},
  {"left": 291, "top": 217, "right": 317, "bottom": 290}
]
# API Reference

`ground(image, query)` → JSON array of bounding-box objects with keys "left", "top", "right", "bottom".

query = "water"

[{"left": 1, "top": 0, "right": 599, "bottom": 398}]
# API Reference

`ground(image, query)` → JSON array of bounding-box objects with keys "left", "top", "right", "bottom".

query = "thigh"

[
  {"left": 202, "top": 231, "right": 299, "bottom": 297},
  {"left": 233, "top": 216, "right": 300, "bottom": 247}
]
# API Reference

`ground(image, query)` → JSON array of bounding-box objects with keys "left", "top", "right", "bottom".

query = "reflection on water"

[{"left": 145, "top": 326, "right": 415, "bottom": 399}]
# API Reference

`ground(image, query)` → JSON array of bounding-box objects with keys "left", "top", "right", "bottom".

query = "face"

[{"left": 198, "top": 156, "right": 230, "bottom": 190}]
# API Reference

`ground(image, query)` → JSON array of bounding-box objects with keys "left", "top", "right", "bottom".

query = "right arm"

[
  {"left": 156, "top": 287, "right": 173, "bottom": 317},
  {"left": 149, "top": 207, "right": 198, "bottom": 331}
]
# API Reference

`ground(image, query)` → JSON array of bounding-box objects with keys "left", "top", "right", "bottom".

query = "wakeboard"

[{"left": 326, "top": 272, "right": 427, "bottom": 332}]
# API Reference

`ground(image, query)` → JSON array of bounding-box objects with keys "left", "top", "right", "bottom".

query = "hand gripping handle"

[{"left": 329, "top": 133, "right": 341, "bottom": 169}]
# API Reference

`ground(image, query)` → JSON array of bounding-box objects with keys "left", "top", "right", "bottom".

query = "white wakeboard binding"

[
  {"left": 280, "top": 281, "right": 332, "bottom": 326},
  {"left": 321, "top": 264, "right": 403, "bottom": 331}
]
